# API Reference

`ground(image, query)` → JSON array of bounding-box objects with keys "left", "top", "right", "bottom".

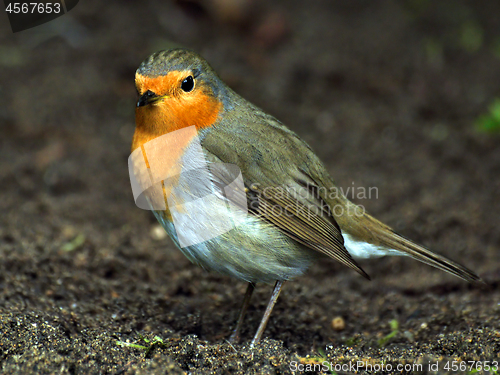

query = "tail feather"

[{"left": 378, "top": 229, "right": 483, "bottom": 285}]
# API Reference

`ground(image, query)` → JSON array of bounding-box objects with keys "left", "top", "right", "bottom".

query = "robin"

[{"left": 131, "top": 48, "right": 482, "bottom": 348}]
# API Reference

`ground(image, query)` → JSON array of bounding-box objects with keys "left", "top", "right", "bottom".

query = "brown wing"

[
  {"left": 205, "top": 161, "right": 368, "bottom": 278},
  {"left": 246, "top": 182, "right": 370, "bottom": 279}
]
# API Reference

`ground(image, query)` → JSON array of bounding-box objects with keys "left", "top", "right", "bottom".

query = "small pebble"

[{"left": 331, "top": 316, "right": 345, "bottom": 331}]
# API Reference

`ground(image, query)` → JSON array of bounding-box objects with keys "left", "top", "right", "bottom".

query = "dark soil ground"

[{"left": 1, "top": 1, "right": 499, "bottom": 374}]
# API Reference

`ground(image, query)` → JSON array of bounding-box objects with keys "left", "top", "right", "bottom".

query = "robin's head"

[{"left": 134, "top": 49, "right": 224, "bottom": 137}]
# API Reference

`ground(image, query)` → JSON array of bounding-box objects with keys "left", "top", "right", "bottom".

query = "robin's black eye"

[{"left": 181, "top": 76, "right": 195, "bottom": 92}]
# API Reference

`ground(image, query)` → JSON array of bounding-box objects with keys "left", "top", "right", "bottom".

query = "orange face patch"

[{"left": 133, "top": 71, "right": 222, "bottom": 153}]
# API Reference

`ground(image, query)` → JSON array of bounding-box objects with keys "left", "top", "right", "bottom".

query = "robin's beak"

[{"left": 137, "top": 90, "right": 170, "bottom": 107}]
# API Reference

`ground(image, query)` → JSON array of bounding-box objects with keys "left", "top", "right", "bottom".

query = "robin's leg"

[
  {"left": 229, "top": 282, "right": 255, "bottom": 344},
  {"left": 250, "top": 280, "right": 285, "bottom": 348}
]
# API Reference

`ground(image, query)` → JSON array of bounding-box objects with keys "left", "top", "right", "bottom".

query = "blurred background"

[{"left": 1, "top": 0, "right": 499, "bottom": 373}]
